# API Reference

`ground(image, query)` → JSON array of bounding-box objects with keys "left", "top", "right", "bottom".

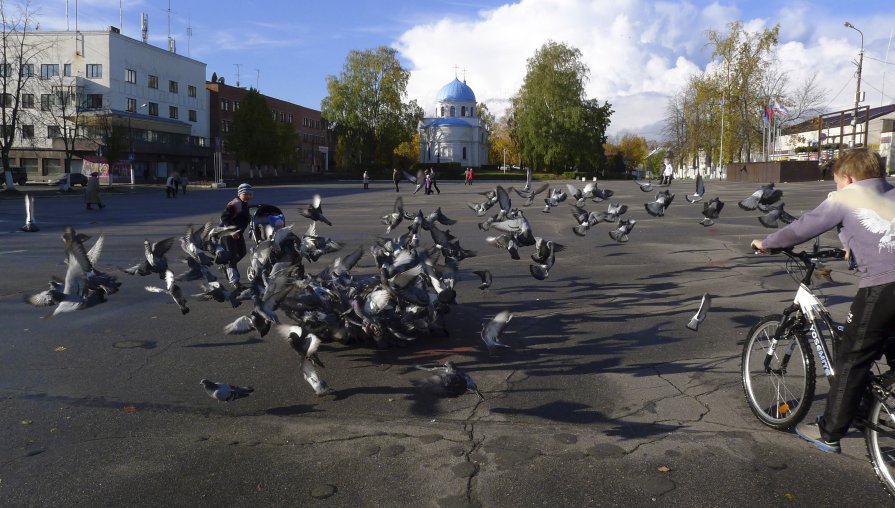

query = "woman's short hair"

[{"left": 833, "top": 148, "right": 883, "bottom": 180}]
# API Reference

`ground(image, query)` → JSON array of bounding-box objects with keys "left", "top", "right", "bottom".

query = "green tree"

[
  {"left": 227, "top": 88, "right": 278, "bottom": 172},
  {"left": 321, "top": 46, "right": 423, "bottom": 169},
  {"left": 393, "top": 131, "right": 419, "bottom": 171},
  {"left": 512, "top": 41, "right": 612, "bottom": 174}
]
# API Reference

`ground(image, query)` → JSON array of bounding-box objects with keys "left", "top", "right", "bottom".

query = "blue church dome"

[{"left": 435, "top": 78, "right": 476, "bottom": 102}]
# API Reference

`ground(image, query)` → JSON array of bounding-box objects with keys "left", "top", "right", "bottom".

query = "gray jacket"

[{"left": 763, "top": 178, "right": 895, "bottom": 288}]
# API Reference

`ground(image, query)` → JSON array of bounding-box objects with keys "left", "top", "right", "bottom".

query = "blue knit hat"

[{"left": 237, "top": 183, "right": 253, "bottom": 195}]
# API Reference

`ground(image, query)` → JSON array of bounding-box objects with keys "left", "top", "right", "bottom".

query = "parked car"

[
  {"left": 0, "top": 167, "right": 28, "bottom": 188},
  {"left": 48, "top": 173, "right": 89, "bottom": 187}
]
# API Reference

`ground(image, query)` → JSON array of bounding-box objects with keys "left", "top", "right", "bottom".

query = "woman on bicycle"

[{"left": 751, "top": 148, "right": 895, "bottom": 454}]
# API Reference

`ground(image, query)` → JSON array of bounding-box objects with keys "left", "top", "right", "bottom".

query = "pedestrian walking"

[
  {"left": 165, "top": 175, "right": 176, "bottom": 198},
  {"left": 180, "top": 173, "right": 189, "bottom": 195},
  {"left": 172, "top": 172, "right": 181, "bottom": 195},
  {"left": 662, "top": 158, "right": 674, "bottom": 185},
  {"left": 464, "top": 168, "right": 471, "bottom": 185},
  {"left": 430, "top": 167, "right": 441, "bottom": 194},
  {"left": 392, "top": 168, "right": 400, "bottom": 192},
  {"left": 363, "top": 170, "right": 370, "bottom": 190},
  {"left": 468, "top": 167, "right": 474, "bottom": 186},
  {"left": 218, "top": 183, "right": 254, "bottom": 287},
  {"left": 84, "top": 172, "right": 105, "bottom": 210},
  {"left": 424, "top": 169, "right": 432, "bottom": 195}
]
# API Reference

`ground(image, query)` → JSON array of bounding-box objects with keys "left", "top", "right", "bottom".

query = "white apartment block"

[{"left": 5, "top": 28, "right": 210, "bottom": 182}]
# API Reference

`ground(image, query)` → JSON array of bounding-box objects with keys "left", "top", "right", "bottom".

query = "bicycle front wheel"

[
  {"left": 865, "top": 373, "right": 895, "bottom": 497},
  {"left": 741, "top": 316, "right": 815, "bottom": 430}
]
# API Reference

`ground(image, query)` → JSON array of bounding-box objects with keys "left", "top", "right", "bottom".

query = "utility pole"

[{"left": 845, "top": 21, "right": 864, "bottom": 147}]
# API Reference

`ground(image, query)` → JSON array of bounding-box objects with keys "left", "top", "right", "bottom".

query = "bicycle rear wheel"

[
  {"left": 865, "top": 373, "right": 895, "bottom": 497},
  {"left": 741, "top": 316, "right": 816, "bottom": 430}
]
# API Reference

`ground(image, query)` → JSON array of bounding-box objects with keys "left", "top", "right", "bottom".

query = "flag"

[
  {"left": 762, "top": 106, "right": 774, "bottom": 122},
  {"left": 772, "top": 100, "right": 788, "bottom": 117}
]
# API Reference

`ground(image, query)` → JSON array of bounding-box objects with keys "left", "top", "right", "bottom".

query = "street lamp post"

[{"left": 845, "top": 21, "right": 864, "bottom": 148}]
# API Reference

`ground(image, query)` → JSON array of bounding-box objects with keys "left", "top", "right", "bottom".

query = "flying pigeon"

[
  {"left": 699, "top": 197, "right": 725, "bottom": 226},
  {"left": 200, "top": 379, "right": 254, "bottom": 402},
  {"left": 298, "top": 194, "right": 332, "bottom": 226},
  {"left": 636, "top": 181, "right": 654, "bottom": 192},
  {"left": 123, "top": 237, "right": 175, "bottom": 278},
  {"left": 758, "top": 203, "right": 798, "bottom": 228},
  {"left": 414, "top": 361, "right": 484, "bottom": 399},
  {"left": 144, "top": 269, "right": 189, "bottom": 314},
  {"left": 481, "top": 310, "right": 513, "bottom": 353},
  {"left": 686, "top": 293, "right": 712, "bottom": 331},
  {"left": 738, "top": 183, "right": 783, "bottom": 211},
  {"left": 609, "top": 219, "right": 636, "bottom": 243},
  {"left": 645, "top": 190, "right": 675, "bottom": 217},
  {"left": 473, "top": 270, "right": 492, "bottom": 291},
  {"left": 685, "top": 173, "right": 705, "bottom": 203}
]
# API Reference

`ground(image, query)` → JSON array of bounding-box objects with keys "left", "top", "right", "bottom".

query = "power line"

[
  {"left": 859, "top": 77, "right": 895, "bottom": 104},
  {"left": 824, "top": 75, "right": 854, "bottom": 110}
]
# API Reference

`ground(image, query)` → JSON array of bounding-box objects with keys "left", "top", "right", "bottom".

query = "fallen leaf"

[
  {"left": 21, "top": 419, "right": 33, "bottom": 425},
  {"left": 53, "top": 346, "right": 66, "bottom": 352},
  {"left": 256, "top": 483, "right": 263, "bottom": 492},
  {"left": 657, "top": 465, "right": 670, "bottom": 473},
  {"left": 121, "top": 405, "right": 138, "bottom": 414},
  {"left": 783, "top": 492, "right": 796, "bottom": 501}
]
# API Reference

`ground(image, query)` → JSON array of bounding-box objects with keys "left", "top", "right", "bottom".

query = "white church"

[{"left": 418, "top": 77, "right": 489, "bottom": 167}]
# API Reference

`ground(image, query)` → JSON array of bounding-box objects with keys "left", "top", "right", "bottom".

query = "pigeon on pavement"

[
  {"left": 686, "top": 293, "right": 712, "bottom": 331},
  {"left": 481, "top": 310, "right": 513, "bottom": 353},
  {"left": 414, "top": 361, "right": 484, "bottom": 399},
  {"left": 200, "top": 379, "right": 254, "bottom": 402}
]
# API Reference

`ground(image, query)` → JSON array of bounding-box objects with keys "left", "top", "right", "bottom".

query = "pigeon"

[
  {"left": 636, "top": 181, "right": 654, "bottom": 192},
  {"left": 426, "top": 207, "right": 456, "bottom": 226},
  {"left": 590, "top": 184, "right": 615, "bottom": 202},
  {"left": 281, "top": 325, "right": 330, "bottom": 395},
  {"left": 571, "top": 206, "right": 607, "bottom": 236},
  {"left": 758, "top": 203, "right": 798, "bottom": 228},
  {"left": 699, "top": 197, "right": 725, "bottom": 226},
  {"left": 192, "top": 281, "right": 242, "bottom": 308},
  {"left": 20, "top": 193, "right": 38, "bottom": 232},
  {"left": 144, "top": 269, "right": 189, "bottom": 314},
  {"left": 473, "top": 270, "right": 492, "bottom": 291},
  {"left": 686, "top": 293, "right": 711, "bottom": 331},
  {"left": 609, "top": 219, "right": 636, "bottom": 243},
  {"left": 685, "top": 173, "right": 705, "bottom": 203},
  {"left": 511, "top": 183, "right": 549, "bottom": 207},
  {"left": 604, "top": 202, "right": 628, "bottom": 222},
  {"left": 298, "top": 194, "right": 332, "bottom": 226},
  {"left": 738, "top": 183, "right": 782, "bottom": 211},
  {"left": 531, "top": 236, "right": 565, "bottom": 263},
  {"left": 123, "top": 237, "right": 175, "bottom": 278},
  {"left": 200, "top": 379, "right": 254, "bottom": 402},
  {"left": 414, "top": 361, "right": 484, "bottom": 399},
  {"left": 645, "top": 190, "right": 675, "bottom": 217},
  {"left": 481, "top": 310, "right": 513, "bottom": 353},
  {"left": 381, "top": 196, "right": 405, "bottom": 233}
]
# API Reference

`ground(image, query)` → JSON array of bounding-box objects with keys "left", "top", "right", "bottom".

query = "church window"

[
  {"left": 450, "top": 106, "right": 455, "bottom": 117},
  {"left": 440, "top": 106, "right": 444, "bottom": 117},
  {"left": 461, "top": 106, "right": 466, "bottom": 117},
  {"left": 462, "top": 147, "right": 467, "bottom": 160}
]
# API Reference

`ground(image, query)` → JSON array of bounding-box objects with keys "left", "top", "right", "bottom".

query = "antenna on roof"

[
  {"left": 255, "top": 69, "right": 260, "bottom": 90},
  {"left": 234, "top": 63, "right": 241, "bottom": 87},
  {"left": 167, "top": 0, "right": 176, "bottom": 53},
  {"left": 186, "top": 15, "right": 192, "bottom": 57},
  {"left": 141, "top": 12, "right": 148, "bottom": 43}
]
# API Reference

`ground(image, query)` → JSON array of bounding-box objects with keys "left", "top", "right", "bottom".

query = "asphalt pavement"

[{"left": 0, "top": 177, "right": 891, "bottom": 506}]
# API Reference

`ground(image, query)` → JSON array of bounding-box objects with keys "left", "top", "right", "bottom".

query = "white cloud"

[{"left": 397, "top": 0, "right": 895, "bottom": 138}]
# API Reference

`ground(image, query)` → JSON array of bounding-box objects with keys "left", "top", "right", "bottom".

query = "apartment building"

[
  {"left": 4, "top": 28, "right": 210, "bottom": 183},
  {"left": 207, "top": 81, "right": 330, "bottom": 178}
]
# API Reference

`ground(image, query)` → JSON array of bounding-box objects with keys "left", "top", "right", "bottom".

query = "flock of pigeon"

[{"left": 21, "top": 176, "right": 791, "bottom": 403}]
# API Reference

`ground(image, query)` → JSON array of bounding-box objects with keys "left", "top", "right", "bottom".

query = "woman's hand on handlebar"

[{"left": 750, "top": 239, "right": 766, "bottom": 253}]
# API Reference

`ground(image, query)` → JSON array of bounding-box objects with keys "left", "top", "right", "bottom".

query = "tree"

[
  {"left": 0, "top": 3, "right": 41, "bottom": 184},
  {"left": 393, "top": 131, "right": 419, "bottom": 171},
  {"left": 227, "top": 88, "right": 278, "bottom": 173},
  {"left": 512, "top": 41, "right": 613, "bottom": 174},
  {"left": 38, "top": 75, "right": 87, "bottom": 174},
  {"left": 321, "top": 46, "right": 423, "bottom": 169}
]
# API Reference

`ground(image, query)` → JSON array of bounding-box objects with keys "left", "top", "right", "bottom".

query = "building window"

[
  {"left": 169, "top": 106, "right": 178, "bottom": 119},
  {"left": 40, "top": 94, "right": 52, "bottom": 111},
  {"left": 440, "top": 106, "right": 445, "bottom": 117},
  {"left": 125, "top": 69, "right": 136, "bottom": 83},
  {"left": 188, "top": 109, "right": 197, "bottom": 122},
  {"left": 462, "top": 147, "right": 467, "bottom": 160},
  {"left": 86, "top": 64, "right": 102, "bottom": 78},
  {"left": 0, "top": 63, "right": 10, "bottom": 77},
  {"left": 126, "top": 97, "right": 136, "bottom": 113},
  {"left": 21, "top": 157, "right": 37, "bottom": 174},
  {"left": 42, "top": 158, "right": 61, "bottom": 175},
  {"left": 21, "top": 124, "right": 33, "bottom": 139},
  {"left": 40, "top": 64, "right": 59, "bottom": 80},
  {"left": 20, "top": 64, "right": 34, "bottom": 77},
  {"left": 148, "top": 75, "right": 158, "bottom": 89},
  {"left": 221, "top": 120, "right": 230, "bottom": 133},
  {"left": 47, "top": 125, "right": 61, "bottom": 138},
  {"left": 288, "top": 113, "right": 293, "bottom": 123},
  {"left": 63, "top": 63, "right": 71, "bottom": 77},
  {"left": 21, "top": 93, "right": 34, "bottom": 108},
  {"left": 220, "top": 98, "right": 230, "bottom": 111},
  {"left": 148, "top": 102, "right": 158, "bottom": 116},
  {"left": 188, "top": 85, "right": 196, "bottom": 98},
  {"left": 168, "top": 80, "right": 178, "bottom": 93},
  {"left": 461, "top": 106, "right": 467, "bottom": 117},
  {"left": 84, "top": 94, "right": 103, "bottom": 109},
  {"left": 233, "top": 101, "right": 239, "bottom": 111},
  {"left": 0, "top": 93, "right": 11, "bottom": 107},
  {"left": 450, "top": 106, "right": 455, "bottom": 117}
]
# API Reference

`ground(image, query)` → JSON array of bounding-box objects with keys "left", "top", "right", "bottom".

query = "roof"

[
  {"left": 426, "top": 117, "right": 473, "bottom": 127},
  {"left": 783, "top": 103, "right": 895, "bottom": 134},
  {"left": 435, "top": 78, "right": 476, "bottom": 103}
]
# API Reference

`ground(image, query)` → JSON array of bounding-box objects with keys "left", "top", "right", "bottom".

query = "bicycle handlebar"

[{"left": 753, "top": 245, "right": 845, "bottom": 266}]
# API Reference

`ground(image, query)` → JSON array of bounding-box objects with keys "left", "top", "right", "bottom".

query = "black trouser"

[
  {"left": 431, "top": 181, "right": 440, "bottom": 194},
  {"left": 821, "top": 282, "right": 895, "bottom": 441},
  {"left": 394, "top": 180, "right": 399, "bottom": 192}
]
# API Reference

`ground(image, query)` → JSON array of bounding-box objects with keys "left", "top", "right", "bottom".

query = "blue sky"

[{"left": 28, "top": 0, "right": 895, "bottom": 137}]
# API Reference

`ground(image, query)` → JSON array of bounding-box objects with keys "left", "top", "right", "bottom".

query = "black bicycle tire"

[
  {"left": 741, "top": 315, "right": 816, "bottom": 430},
  {"left": 864, "top": 371, "right": 895, "bottom": 498}
]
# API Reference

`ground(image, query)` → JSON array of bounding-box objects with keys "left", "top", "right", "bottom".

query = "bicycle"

[{"left": 741, "top": 245, "right": 895, "bottom": 496}]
